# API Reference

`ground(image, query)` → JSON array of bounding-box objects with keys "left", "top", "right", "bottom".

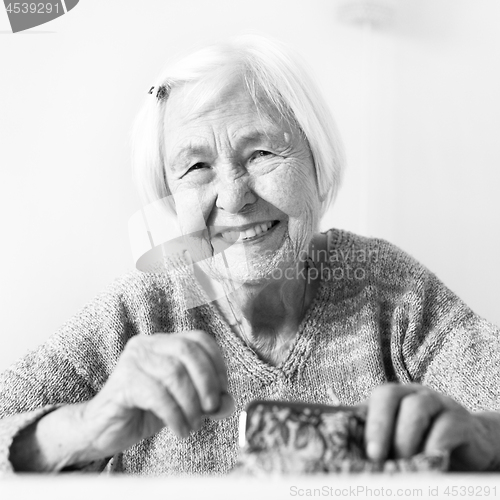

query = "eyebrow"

[
  {"left": 170, "top": 144, "right": 210, "bottom": 163},
  {"left": 232, "top": 126, "right": 285, "bottom": 146},
  {"left": 167, "top": 126, "right": 287, "bottom": 166}
]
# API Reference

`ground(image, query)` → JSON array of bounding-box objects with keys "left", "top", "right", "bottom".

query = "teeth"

[
  {"left": 240, "top": 227, "right": 257, "bottom": 240},
  {"left": 221, "top": 221, "right": 275, "bottom": 242}
]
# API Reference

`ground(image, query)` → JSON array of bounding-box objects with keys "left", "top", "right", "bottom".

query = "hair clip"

[
  {"left": 148, "top": 83, "right": 171, "bottom": 101},
  {"left": 148, "top": 84, "right": 170, "bottom": 101},
  {"left": 156, "top": 84, "right": 169, "bottom": 101}
]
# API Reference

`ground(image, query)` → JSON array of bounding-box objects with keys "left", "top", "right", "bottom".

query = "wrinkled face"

[{"left": 163, "top": 78, "right": 320, "bottom": 284}]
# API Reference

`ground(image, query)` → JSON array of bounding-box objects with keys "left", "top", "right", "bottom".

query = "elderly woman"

[{"left": 1, "top": 36, "right": 500, "bottom": 475}]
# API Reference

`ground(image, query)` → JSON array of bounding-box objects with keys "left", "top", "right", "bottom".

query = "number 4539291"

[
  {"left": 443, "top": 485, "right": 497, "bottom": 496},
  {"left": 5, "top": 3, "right": 59, "bottom": 14}
]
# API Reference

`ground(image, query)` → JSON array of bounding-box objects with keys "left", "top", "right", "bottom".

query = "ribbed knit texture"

[{"left": 0, "top": 228, "right": 499, "bottom": 475}]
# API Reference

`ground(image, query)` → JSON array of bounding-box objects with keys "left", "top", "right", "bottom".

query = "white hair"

[{"left": 131, "top": 35, "right": 345, "bottom": 217}]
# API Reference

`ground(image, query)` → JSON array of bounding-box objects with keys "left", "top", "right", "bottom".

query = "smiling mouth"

[{"left": 215, "top": 220, "right": 280, "bottom": 243}]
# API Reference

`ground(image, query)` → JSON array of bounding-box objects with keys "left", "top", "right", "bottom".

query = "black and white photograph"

[{"left": 1, "top": 0, "right": 500, "bottom": 496}]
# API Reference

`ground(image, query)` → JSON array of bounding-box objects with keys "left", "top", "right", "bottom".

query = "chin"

[{"left": 201, "top": 221, "right": 313, "bottom": 286}]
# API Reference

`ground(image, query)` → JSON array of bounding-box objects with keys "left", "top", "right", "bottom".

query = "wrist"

[
  {"left": 43, "top": 402, "right": 107, "bottom": 470},
  {"left": 10, "top": 403, "right": 100, "bottom": 472}
]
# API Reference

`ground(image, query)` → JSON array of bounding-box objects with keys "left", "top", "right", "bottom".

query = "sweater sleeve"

[
  {"left": 0, "top": 271, "right": 143, "bottom": 474},
  {"left": 378, "top": 240, "right": 500, "bottom": 412}
]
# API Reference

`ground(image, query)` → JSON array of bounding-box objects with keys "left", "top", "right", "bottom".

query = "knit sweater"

[{"left": 1, "top": 228, "right": 499, "bottom": 475}]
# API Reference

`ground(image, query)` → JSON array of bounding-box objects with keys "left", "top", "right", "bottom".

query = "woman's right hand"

[
  {"left": 11, "top": 330, "right": 232, "bottom": 472},
  {"left": 68, "top": 330, "right": 233, "bottom": 466}
]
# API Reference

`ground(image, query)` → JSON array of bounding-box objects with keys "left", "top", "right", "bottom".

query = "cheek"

[
  {"left": 168, "top": 184, "right": 211, "bottom": 235},
  {"left": 168, "top": 185, "right": 216, "bottom": 263},
  {"left": 253, "top": 159, "right": 318, "bottom": 218}
]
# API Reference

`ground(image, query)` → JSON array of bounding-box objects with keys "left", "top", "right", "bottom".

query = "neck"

[{"left": 216, "top": 256, "right": 320, "bottom": 365}]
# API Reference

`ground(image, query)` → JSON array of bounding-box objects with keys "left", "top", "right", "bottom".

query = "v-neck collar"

[
  {"left": 198, "top": 275, "right": 330, "bottom": 384},
  {"left": 189, "top": 229, "right": 339, "bottom": 384}
]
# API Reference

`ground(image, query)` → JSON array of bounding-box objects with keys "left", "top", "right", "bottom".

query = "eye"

[
  {"left": 187, "top": 162, "right": 210, "bottom": 173},
  {"left": 250, "top": 150, "right": 273, "bottom": 161}
]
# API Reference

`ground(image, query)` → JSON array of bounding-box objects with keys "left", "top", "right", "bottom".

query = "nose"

[{"left": 215, "top": 174, "right": 257, "bottom": 214}]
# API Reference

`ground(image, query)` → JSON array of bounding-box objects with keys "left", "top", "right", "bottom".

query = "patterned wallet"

[{"left": 234, "top": 401, "right": 449, "bottom": 475}]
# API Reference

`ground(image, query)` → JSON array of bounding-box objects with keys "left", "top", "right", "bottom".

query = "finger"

[
  {"left": 365, "top": 383, "right": 421, "bottom": 461},
  {"left": 424, "top": 411, "right": 470, "bottom": 468},
  {"left": 125, "top": 371, "right": 191, "bottom": 439},
  {"left": 147, "top": 333, "right": 222, "bottom": 413},
  {"left": 174, "top": 338, "right": 223, "bottom": 413},
  {"left": 152, "top": 331, "right": 228, "bottom": 395},
  {"left": 207, "top": 392, "right": 236, "bottom": 420},
  {"left": 142, "top": 355, "right": 204, "bottom": 432},
  {"left": 424, "top": 407, "right": 496, "bottom": 471},
  {"left": 183, "top": 330, "right": 228, "bottom": 391},
  {"left": 127, "top": 335, "right": 202, "bottom": 430},
  {"left": 393, "top": 390, "right": 443, "bottom": 458}
]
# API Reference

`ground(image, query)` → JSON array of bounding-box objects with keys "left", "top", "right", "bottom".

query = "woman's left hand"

[{"left": 364, "top": 383, "right": 500, "bottom": 471}]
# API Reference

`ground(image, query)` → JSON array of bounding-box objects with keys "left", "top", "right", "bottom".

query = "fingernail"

[
  {"left": 207, "top": 393, "right": 235, "bottom": 420},
  {"left": 205, "top": 395, "right": 219, "bottom": 414},
  {"left": 194, "top": 416, "right": 202, "bottom": 431},
  {"left": 180, "top": 424, "right": 191, "bottom": 439},
  {"left": 367, "top": 441, "right": 383, "bottom": 461}
]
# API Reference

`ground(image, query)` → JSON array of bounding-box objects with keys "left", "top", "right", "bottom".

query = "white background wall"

[{"left": 1, "top": 0, "right": 499, "bottom": 372}]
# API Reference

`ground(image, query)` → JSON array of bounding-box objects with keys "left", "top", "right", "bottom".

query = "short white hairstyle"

[{"left": 132, "top": 35, "right": 345, "bottom": 217}]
